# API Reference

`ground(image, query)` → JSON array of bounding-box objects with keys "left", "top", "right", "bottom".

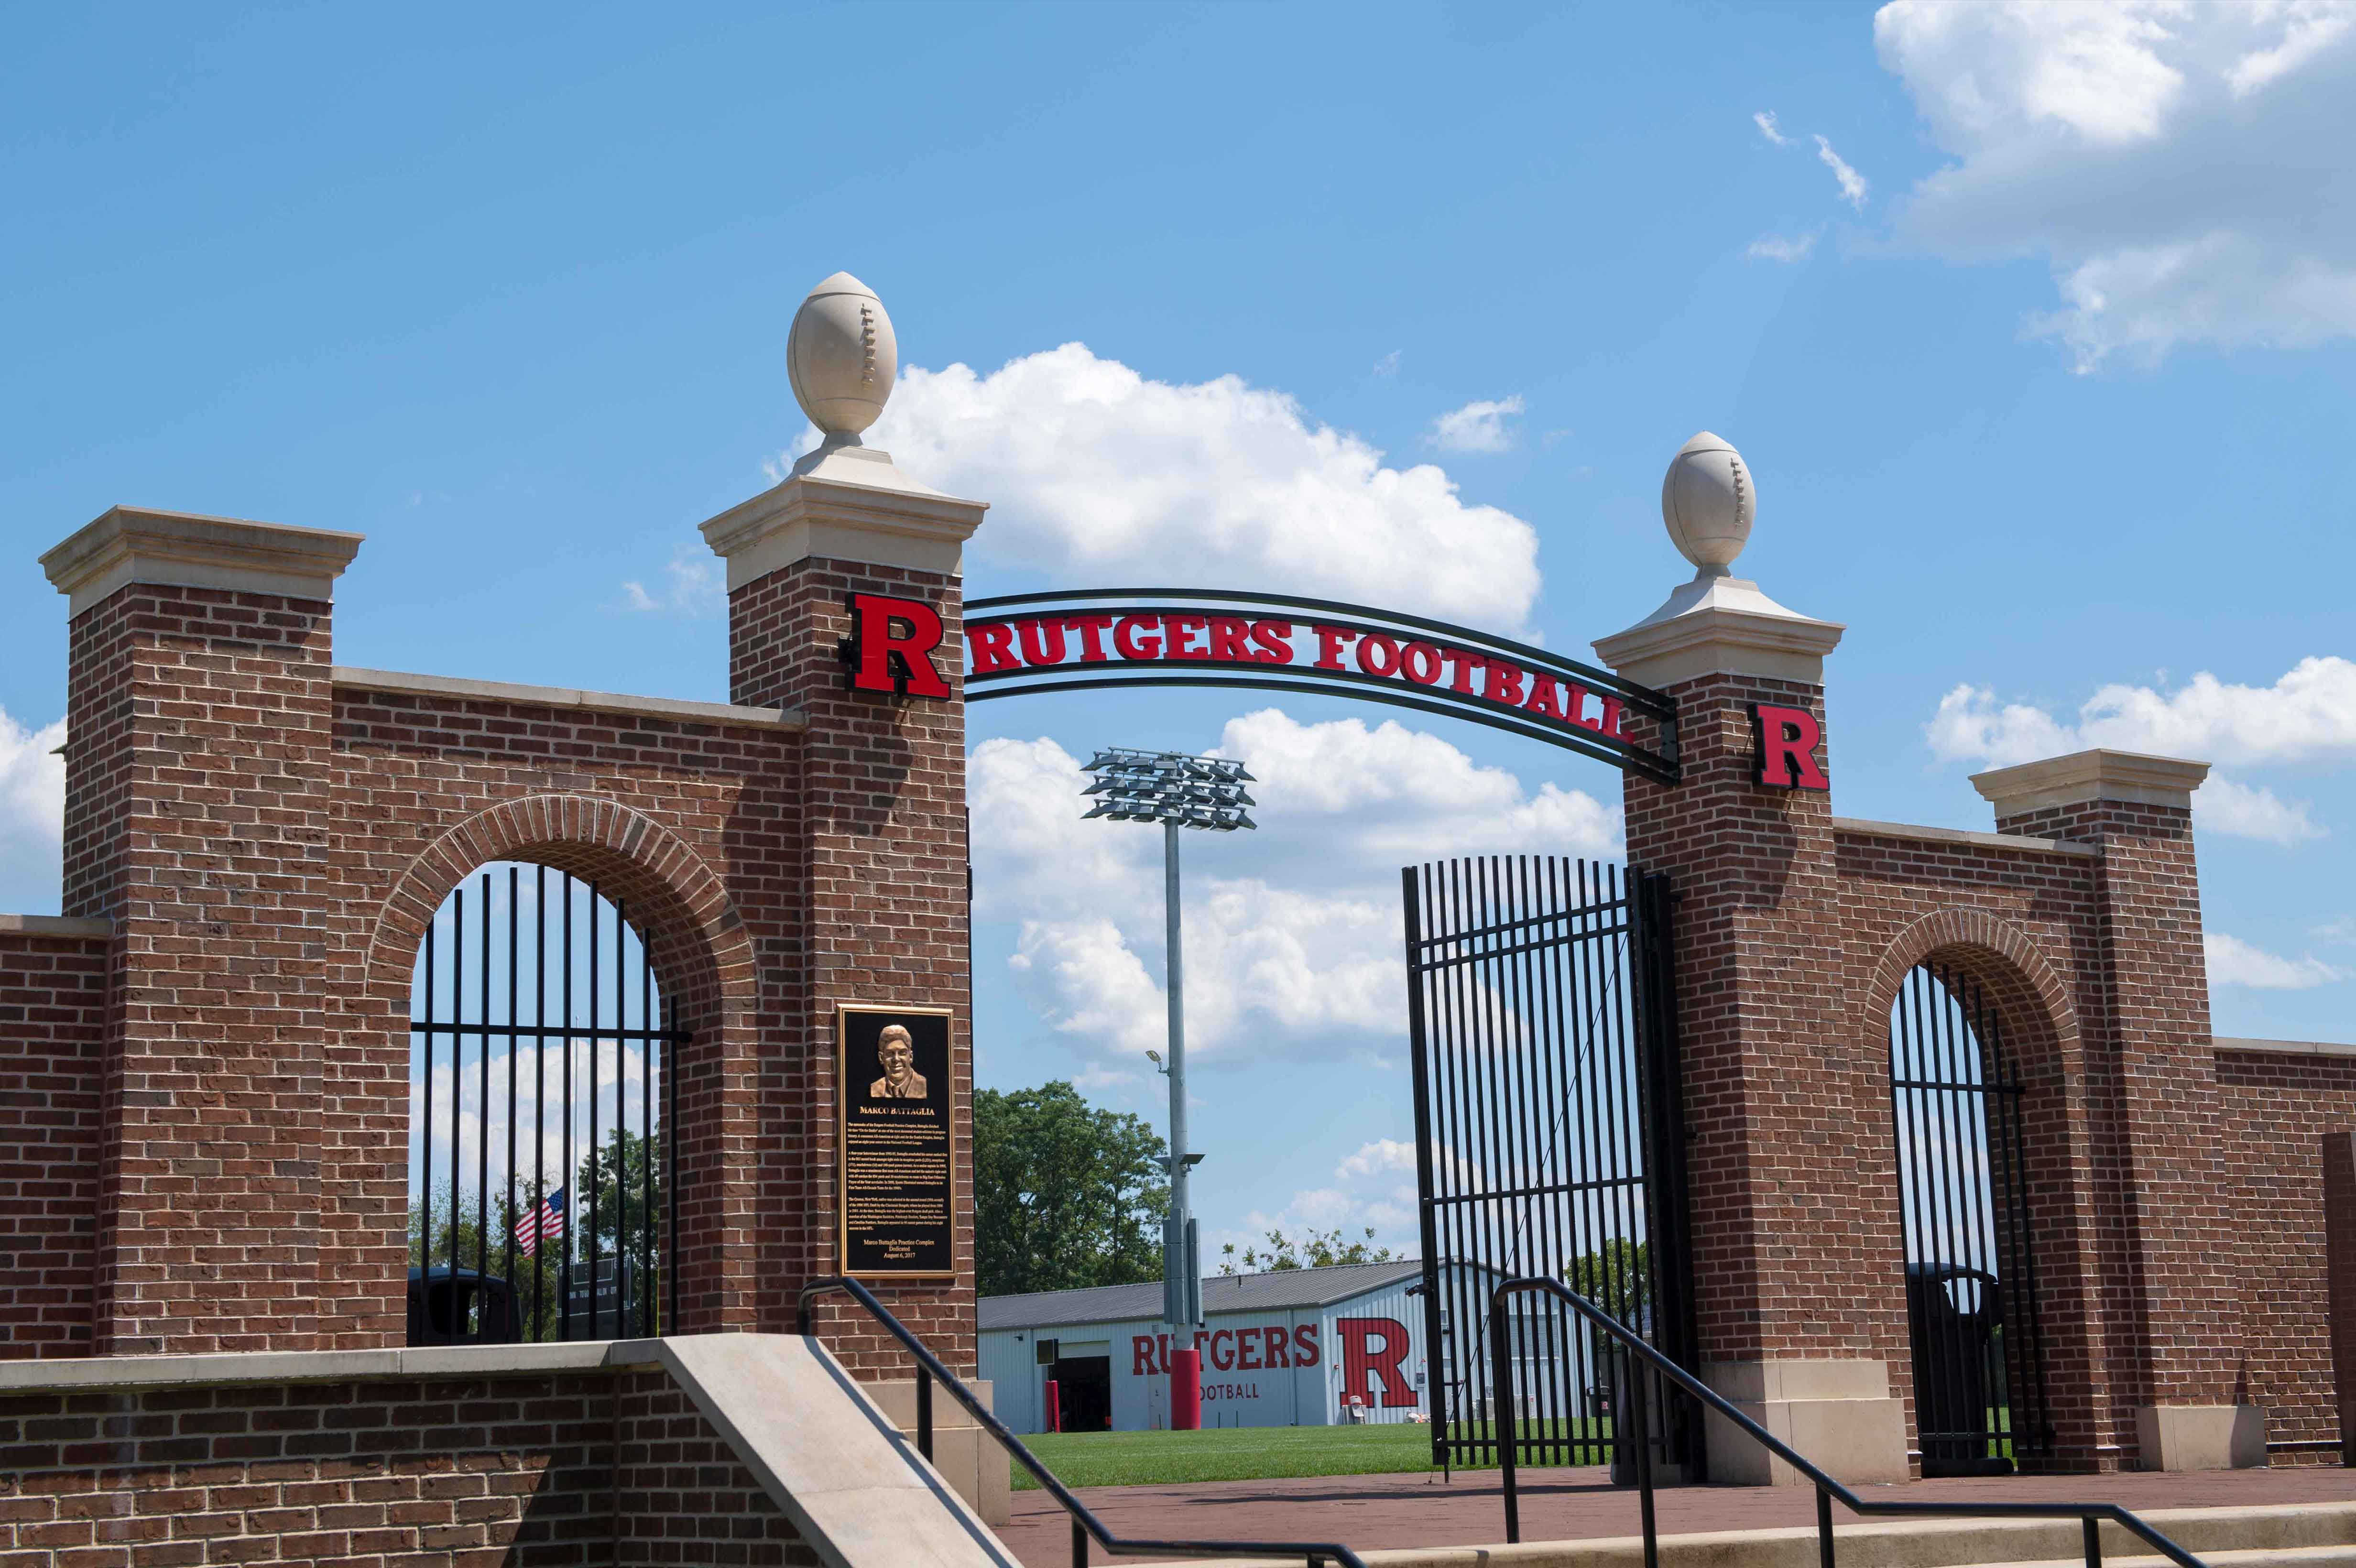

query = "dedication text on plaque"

[{"left": 836, "top": 1003, "right": 956, "bottom": 1278}]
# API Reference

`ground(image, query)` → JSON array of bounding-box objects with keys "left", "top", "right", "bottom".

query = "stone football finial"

[
  {"left": 788, "top": 272, "right": 898, "bottom": 444},
  {"left": 1661, "top": 431, "right": 1755, "bottom": 578}
]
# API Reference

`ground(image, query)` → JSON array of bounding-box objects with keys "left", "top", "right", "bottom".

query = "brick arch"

[
  {"left": 364, "top": 794, "right": 753, "bottom": 1014},
  {"left": 1860, "top": 905, "right": 2101, "bottom": 1472},
  {"left": 1862, "top": 906, "right": 2080, "bottom": 1056},
  {"left": 333, "top": 795, "right": 763, "bottom": 1348}
]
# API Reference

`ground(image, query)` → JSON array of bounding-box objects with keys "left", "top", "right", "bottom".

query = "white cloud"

[
  {"left": 1925, "top": 661, "right": 2356, "bottom": 843},
  {"left": 1335, "top": 1138, "right": 1418, "bottom": 1181},
  {"left": 0, "top": 708, "right": 65, "bottom": 911},
  {"left": 1814, "top": 135, "right": 1870, "bottom": 208},
  {"left": 1426, "top": 395, "right": 1525, "bottom": 455},
  {"left": 2193, "top": 776, "right": 2326, "bottom": 847},
  {"left": 971, "top": 713, "right": 1620, "bottom": 1069},
  {"left": 787, "top": 344, "right": 1543, "bottom": 632},
  {"left": 1747, "top": 232, "right": 1820, "bottom": 263},
  {"left": 1926, "top": 659, "right": 2356, "bottom": 769},
  {"left": 1754, "top": 109, "right": 1792, "bottom": 146},
  {"left": 1373, "top": 349, "right": 1401, "bottom": 376},
  {"left": 1875, "top": 0, "right": 2356, "bottom": 368},
  {"left": 619, "top": 546, "right": 722, "bottom": 617},
  {"left": 2207, "top": 931, "right": 2346, "bottom": 990}
]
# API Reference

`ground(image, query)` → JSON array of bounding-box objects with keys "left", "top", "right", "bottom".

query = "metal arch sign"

[{"left": 961, "top": 588, "right": 1681, "bottom": 784}]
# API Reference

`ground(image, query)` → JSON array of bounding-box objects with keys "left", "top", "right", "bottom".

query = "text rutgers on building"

[{"left": 3, "top": 272, "right": 2356, "bottom": 1565}]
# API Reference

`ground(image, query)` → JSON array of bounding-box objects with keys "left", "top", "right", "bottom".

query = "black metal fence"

[
  {"left": 1403, "top": 856, "right": 1695, "bottom": 1473},
  {"left": 408, "top": 863, "right": 684, "bottom": 1345},
  {"left": 1889, "top": 962, "right": 2050, "bottom": 1474}
]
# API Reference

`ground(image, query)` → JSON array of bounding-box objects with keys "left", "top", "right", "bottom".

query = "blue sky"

[{"left": 5, "top": 2, "right": 2353, "bottom": 1260}]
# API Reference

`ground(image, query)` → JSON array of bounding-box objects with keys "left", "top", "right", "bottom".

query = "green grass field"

[{"left": 1008, "top": 1421, "right": 1612, "bottom": 1491}]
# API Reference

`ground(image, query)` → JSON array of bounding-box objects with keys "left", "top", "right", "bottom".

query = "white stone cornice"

[
  {"left": 1970, "top": 749, "right": 2210, "bottom": 816},
  {"left": 332, "top": 666, "right": 805, "bottom": 732},
  {"left": 0, "top": 914, "right": 113, "bottom": 939},
  {"left": 41, "top": 506, "right": 364, "bottom": 616},
  {"left": 1592, "top": 574, "right": 1844, "bottom": 689},
  {"left": 699, "top": 446, "right": 987, "bottom": 588}
]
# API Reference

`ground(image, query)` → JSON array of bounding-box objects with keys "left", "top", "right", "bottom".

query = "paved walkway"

[{"left": 997, "top": 1463, "right": 2356, "bottom": 1567}]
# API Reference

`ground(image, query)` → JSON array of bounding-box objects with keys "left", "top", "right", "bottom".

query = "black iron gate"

[
  {"left": 409, "top": 863, "right": 685, "bottom": 1345},
  {"left": 1889, "top": 963, "right": 2050, "bottom": 1475},
  {"left": 1404, "top": 857, "right": 1696, "bottom": 1473}
]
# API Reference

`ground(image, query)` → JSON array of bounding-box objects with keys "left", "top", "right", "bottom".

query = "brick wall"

[
  {"left": 57, "top": 584, "right": 340, "bottom": 1357},
  {"left": 326, "top": 687, "right": 800, "bottom": 1350},
  {"left": 0, "top": 1367, "right": 811, "bottom": 1565},
  {"left": 0, "top": 929, "right": 108, "bottom": 1359},
  {"left": 2215, "top": 1048, "right": 2356, "bottom": 1459},
  {"left": 727, "top": 558, "right": 976, "bottom": 1376}
]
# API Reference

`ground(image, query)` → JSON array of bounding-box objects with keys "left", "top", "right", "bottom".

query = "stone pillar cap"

[
  {"left": 700, "top": 446, "right": 987, "bottom": 589},
  {"left": 41, "top": 506, "right": 364, "bottom": 616},
  {"left": 1971, "top": 748, "right": 2211, "bottom": 816},
  {"left": 1592, "top": 572, "right": 1844, "bottom": 689}
]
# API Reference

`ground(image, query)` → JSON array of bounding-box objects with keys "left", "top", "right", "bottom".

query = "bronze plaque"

[{"left": 836, "top": 1003, "right": 956, "bottom": 1279}]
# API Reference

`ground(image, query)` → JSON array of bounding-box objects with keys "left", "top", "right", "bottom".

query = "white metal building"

[{"left": 979, "top": 1260, "right": 1490, "bottom": 1435}]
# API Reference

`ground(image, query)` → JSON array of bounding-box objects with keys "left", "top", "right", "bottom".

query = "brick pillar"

[
  {"left": 1595, "top": 570, "right": 1909, "bottom": 1485},
  {"left": 40, "top": 507, "right": 362, "bottom": 1354},
  {"left": 700, "top": 442, "right": 986, "bottom": 1373},
  {"left": 1971, "top": 750, "right": 2262, "bottom": 1470}
]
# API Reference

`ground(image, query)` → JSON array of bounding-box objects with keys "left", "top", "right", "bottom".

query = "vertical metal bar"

[
  {"left": 1531, "top": 858, "right": 1574, "bottom": 1465},
  {"left": 1501, "top": 857, "right": 1549, "bottom": 1460},
  {"left": 533, "top": 865, "right": 548, "bottom": 1343},
  {"left": 1435, "top": 860, "right": 1469, "bottom": 1465},
  {"left": 1403, "top": 866, "right": 1448, "bottom": 1462},
  {"left": 1928, "top": 969, "right": 1975, "bottom": 1460},
  {"left": 1472, "top": 858, "right": 1514, "bottom": 1465},
  {"left": 1493, "top": 1291, "right": 1520, "bottom": 1545},
  {"left": 1593, "top": 863, "right": 1639, "bottom": 1470},
  {"left": 641, "top": 923, "right": 655, "bottom": 1338},
  {"left": 1818, "top": 1485, "right": 1835, "bottom": 1568},
  {"left": 1439, "top": 858, "right": 1476, "bottom": 1464},
  {"left": 449, "top": 886, "right": 463, "bottom": 1293},
  {"left": 1891, "top": 970, "right": 1927, "bottom": 1463},
  {"left": 559, "top": 875, "right": 575, "bottom": 1342},
  {"left": 917, "top": 1365, "right": 934, "bottom": 1460},
  {"left": 477, "top": 871, "right": 491, "bottom": 1343},
  {"left": 1070, "top": 1517, "right": 1087, "bottom": 1568},
  {"left": 420, "top": 917, "right": 436, "bottom": 1288},
  {"left": 1614, "top": 864, "right": 1651, "bottom": 1474},
  {"left": 589, "top": 888, "right": 602, "bottom": 1339},
  {"left": 1950, "top": 972, "right": 1999, "bottom": 1462},
  {"left": 1632, "top": 1318, "right": 1658, "bottom": 1568},
  {"left": 666, "top": 998, "right": 680, "bottom": 1338},
  {"left": 614, "top": 900, "right": 627, "bottom": 1337},
  {"left": 2083, "top": 1518, "right": 2101, "bottom": 1568},
  {"left": 504, "top": 866, "right": 518, "bottom": 1337}
]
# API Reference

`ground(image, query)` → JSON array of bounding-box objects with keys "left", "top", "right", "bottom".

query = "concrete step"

[{"left": 1163, "top": 1502, "right": 2356, "bottom": 1568}]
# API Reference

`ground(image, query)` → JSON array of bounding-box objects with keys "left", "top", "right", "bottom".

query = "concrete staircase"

[{"left": 1167, "top": 1502, "right": 2356, "bottom": 1568}]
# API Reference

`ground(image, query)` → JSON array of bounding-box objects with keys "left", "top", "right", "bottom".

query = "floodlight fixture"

[
  {"left": 1078, "top": 746, "right": 1258, "bottom": 1338},
  {"left": 1080, "top": 747, "right": 1256, "bottom": 832}
]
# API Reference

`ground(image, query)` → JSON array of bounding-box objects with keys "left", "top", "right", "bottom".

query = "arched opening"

[
  {"left": 407, "top": 861, "right": 682, "bottom": 1346},
  {"left": 1888, "top": 962, "right": 2051, "bottom": 1476}
]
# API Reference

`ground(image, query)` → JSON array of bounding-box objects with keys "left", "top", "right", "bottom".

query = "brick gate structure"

[
  {"left": 1594, "top": 540, "right": 2344, "bottom": 1480},
  {"left": 1, "top": 275, "right": 2352, "bottom": 1566}
]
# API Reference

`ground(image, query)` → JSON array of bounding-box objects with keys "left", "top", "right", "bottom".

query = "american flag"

[{"left": 514, "top": 1186, "right": 566, "bottom": 1256}]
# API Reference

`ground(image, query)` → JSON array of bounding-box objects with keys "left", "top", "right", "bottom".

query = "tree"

[
  {"left": 974, "top": 1082, "right": 1167, "bottom": 1297},
  {"left": 1220, "top": 1226, "right": 1396, "bottom": 1274},
  {"left": 1567, "top": 1238, "right": 1650, "bottom": 1320},
  {"left": 578, "top": 1124, "right": 665, "bottom": 1262}
]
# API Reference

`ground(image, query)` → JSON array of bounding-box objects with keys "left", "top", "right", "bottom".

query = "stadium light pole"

[{"left": 1080, "top": 748, "right": 1254, "bottom": 1361}]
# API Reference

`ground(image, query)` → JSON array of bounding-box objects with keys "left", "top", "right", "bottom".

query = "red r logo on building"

[
  {"left": 840, "top": 593, "right": 950, "bottom": 699},
  {"left": 1752, "top": 703, "right": 1830, "bottom": 791}
]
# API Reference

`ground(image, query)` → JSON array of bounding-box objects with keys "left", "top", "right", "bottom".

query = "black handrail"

[
  {"left": 799, "top": 1276, "right": 1368, "bottom": 1568},
  {"left": 1490, "top": 1277, "right": 2208, "bottom": 1568}
]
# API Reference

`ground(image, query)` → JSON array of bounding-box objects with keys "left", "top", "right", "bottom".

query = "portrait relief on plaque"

[{"left": 836, "top": 1003, "right": 956, "bottom": 1279}]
